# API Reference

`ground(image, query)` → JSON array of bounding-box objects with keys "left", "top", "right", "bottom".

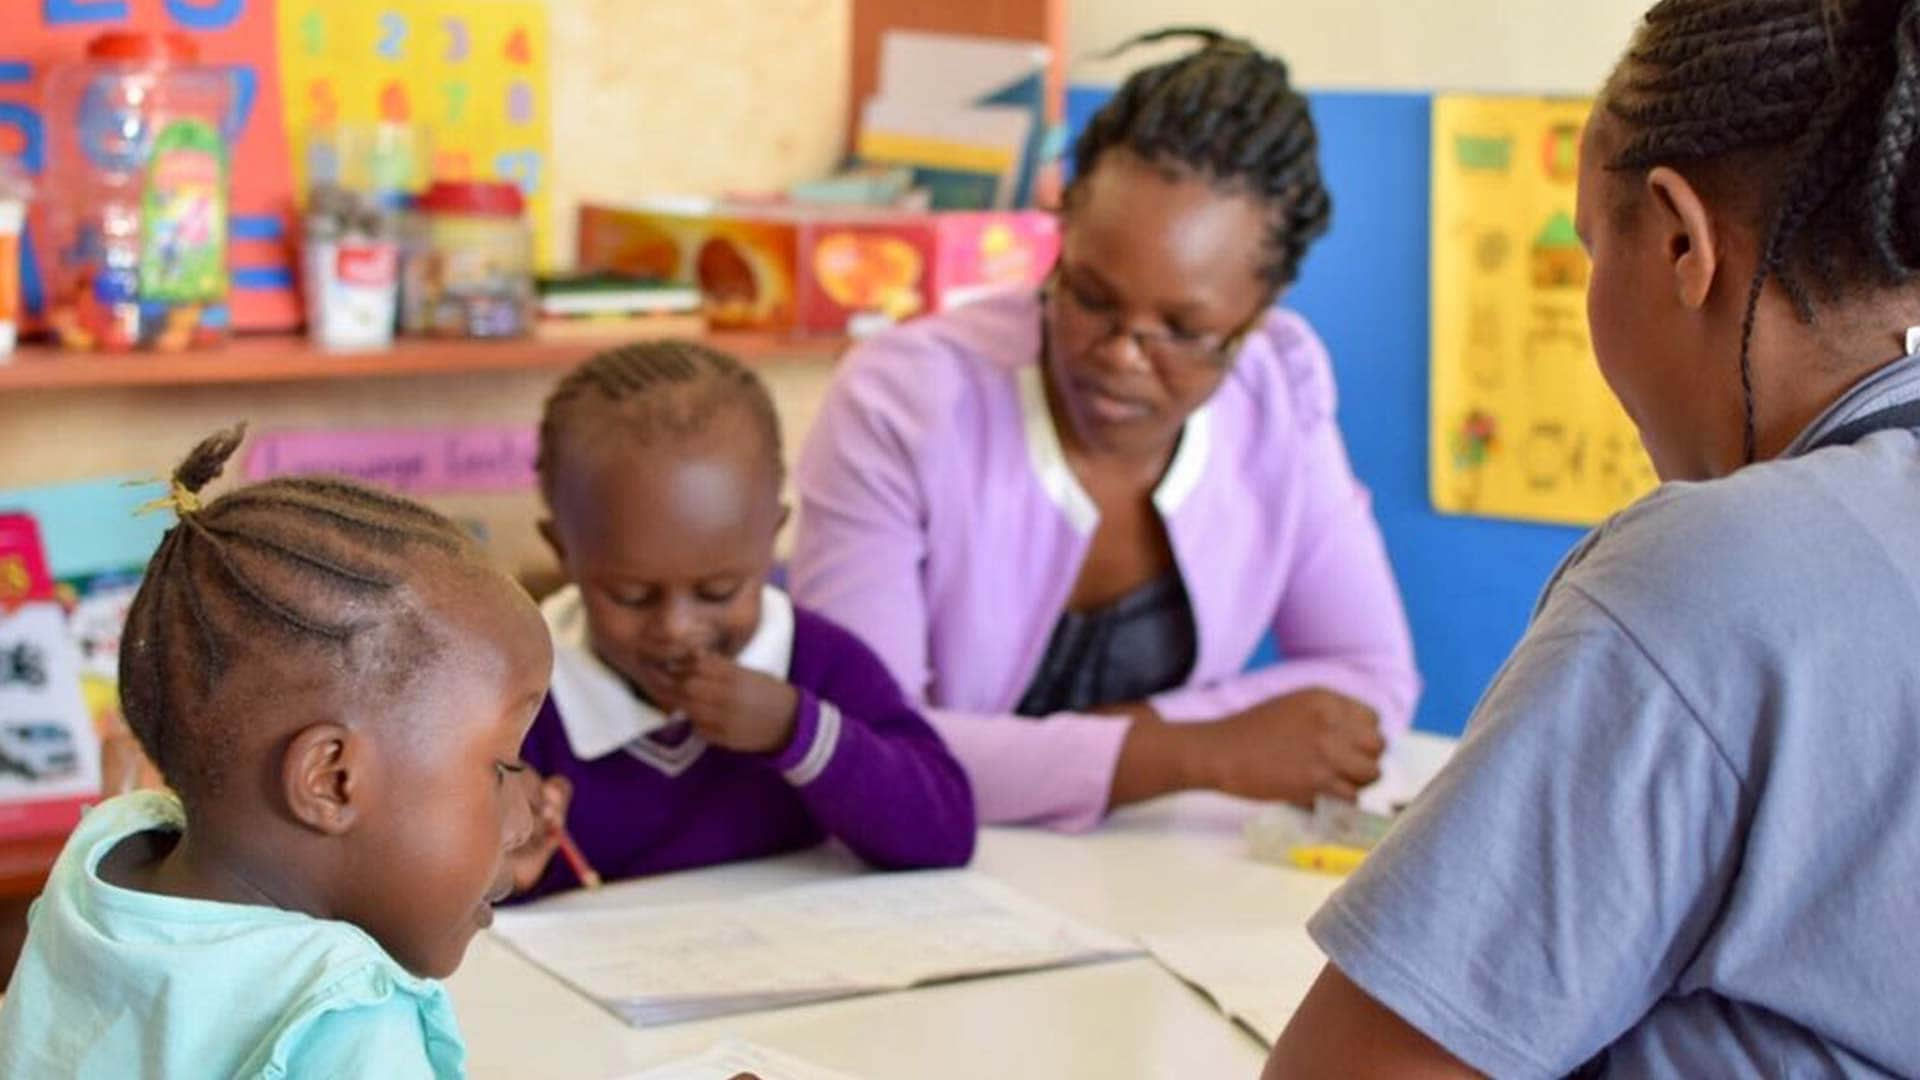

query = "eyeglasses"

[{"left": 1045, "top": 269, "right": 1250, "bottom": 372}]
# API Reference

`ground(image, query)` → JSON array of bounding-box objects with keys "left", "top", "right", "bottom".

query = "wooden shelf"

[{"left": 0, "top": 328, "right": 846, "bottom": 392}]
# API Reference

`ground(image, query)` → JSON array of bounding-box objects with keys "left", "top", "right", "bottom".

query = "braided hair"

[
  {"left": 1071, "top": 27, "right": 1332, "bottom": 292},
  {"left": 1605, "top": 0, "right": 1920, "bottom": 461},
  {"left": 119, "top": 425, "right": 482, "bottom": 800},
  {"left": 536, "top": 339, "right": 784, "bottom": 496}
]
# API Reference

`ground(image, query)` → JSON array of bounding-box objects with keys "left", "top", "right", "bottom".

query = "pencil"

[
  {"left": 1288, "top": 843, "right": 1368, "bottom": 876},
  {"left": 553, "top": 825, "right": 603, "bottom": 890}
]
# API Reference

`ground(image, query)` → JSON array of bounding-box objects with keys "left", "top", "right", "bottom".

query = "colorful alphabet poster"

[
  {"left": 1429, "top": 95, "right": 1658, "bottom": 526},
  {"left": 275, "top": 0, "right": 554, "bottom": 267},
  {"left": 1, "top": 0, "right": 300, "bottom": 329}
]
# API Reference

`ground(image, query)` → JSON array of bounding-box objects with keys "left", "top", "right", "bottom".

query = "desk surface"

[{"left": 449, "top": 732, "right": 1454, "bottom": 1079}]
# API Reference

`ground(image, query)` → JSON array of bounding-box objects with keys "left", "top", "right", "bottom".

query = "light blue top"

[
  {"left": 1313, "top": 353, "right": 1920, "bottom": 1078},
  {"left": 0, "top": 791, "right": 466, "bottom": 1079}
]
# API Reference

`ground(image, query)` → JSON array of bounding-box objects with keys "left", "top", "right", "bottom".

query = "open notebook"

[
  {"left": 619, "top": 1040, "right": 861, "bottom": 1080},
  {"left": 492, "top": 870, "right": 1140, "bottom": 1028},
  {"left": 1143, "top": 925, "right": 1329, "bottom": 1045}
]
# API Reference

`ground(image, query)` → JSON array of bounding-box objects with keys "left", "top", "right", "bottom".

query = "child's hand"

[
  {"left": 503, "top": 771, "right": 573, "bottom": 894},
  {"left": 673, "top": 651, "right": 800, "bottom": 754}
]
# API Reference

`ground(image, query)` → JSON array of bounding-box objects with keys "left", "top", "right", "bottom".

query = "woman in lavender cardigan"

[{"left": 791, "top": 29, "right": 1420, "bottom": 831}]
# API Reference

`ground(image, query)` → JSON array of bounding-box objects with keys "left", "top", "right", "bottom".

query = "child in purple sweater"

[{"left": 505, "top": 341, "right": 975, "bottom": 898}]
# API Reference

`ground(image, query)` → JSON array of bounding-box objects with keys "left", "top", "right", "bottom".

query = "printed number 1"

[{"left": 300, "top": 8, "right": 324, "bottom": 56}]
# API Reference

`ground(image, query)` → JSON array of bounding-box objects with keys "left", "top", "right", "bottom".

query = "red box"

[
  {"left": 577, "top": 202, "right": 1059, "bottom": 335},
  {"left": 0, "top": 514, "right": 55, "bottom": 610}
]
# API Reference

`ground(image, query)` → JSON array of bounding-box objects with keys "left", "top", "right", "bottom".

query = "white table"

[{"left": 449, "top": 732, "right": 1456, "bottom": 1079}]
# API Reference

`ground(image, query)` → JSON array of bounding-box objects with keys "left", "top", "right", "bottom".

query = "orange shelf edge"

[{"left": 0, "top": 330, "right": 847, "bottom": 393}]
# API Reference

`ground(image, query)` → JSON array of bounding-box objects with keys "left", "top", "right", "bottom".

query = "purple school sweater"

[{"left": 517, "top": 587, "right": 975, "bottom": 900}]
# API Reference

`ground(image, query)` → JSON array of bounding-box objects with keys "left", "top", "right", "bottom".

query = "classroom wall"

[
  {"left": 544, "top": 0, "right": 850, "bottom": 243},
  {"left": 1070, "top": 0, "right": 1648, "bottom": 94}
]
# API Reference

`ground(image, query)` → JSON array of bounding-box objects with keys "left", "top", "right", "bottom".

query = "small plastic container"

[
  {"left": 400, "top": 180, "right": 535, "bottom": 338},
  {"left": 42, "top": 32, "right": 234, "bottom": 351},
  {"left": 0, "top": 158, "right": 30, "bottom": 358},
  {"left": 302, "top": 184, "right": 399, "bottom": 352}
]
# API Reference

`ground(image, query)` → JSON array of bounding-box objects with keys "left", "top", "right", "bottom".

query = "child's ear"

[
  {"left": 537, "top": 517, "right": 567, "bottom": 567},
  {"left": 1645, "top": 165, "right": 1719, "bottom": 311},
  {"left": 281, "top": 723, "right": 368, "bottom": 836}
]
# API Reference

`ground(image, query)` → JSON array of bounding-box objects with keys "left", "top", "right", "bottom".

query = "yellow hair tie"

[{"left": 134, "top": 478, "right": 203, "bottom": 518}]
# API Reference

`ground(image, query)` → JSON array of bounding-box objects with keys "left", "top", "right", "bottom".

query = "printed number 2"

[{"left": 377, "top": 12, "right": 407, "bottom": 60}]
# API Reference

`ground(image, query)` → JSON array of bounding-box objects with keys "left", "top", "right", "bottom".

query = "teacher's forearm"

[{"left": 1109, "top": 716, "right": 1206, "bottom": 809}]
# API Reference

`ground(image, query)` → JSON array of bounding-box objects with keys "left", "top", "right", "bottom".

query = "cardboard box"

[{"left": 577, "top": 202, "right": 1058, "bottom": 335}]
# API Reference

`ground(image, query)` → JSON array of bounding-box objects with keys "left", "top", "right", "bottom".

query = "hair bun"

[{"left": 172, "top": 424, "right": 248, "bottom": 498}]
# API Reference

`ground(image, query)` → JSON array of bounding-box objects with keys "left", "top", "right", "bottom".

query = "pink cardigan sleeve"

[
  {"left": 1147, "top": 324, "right": 1421, "bottom": 736},
  {"left": 791, "top": 338, "right": 1127, "bottom": 832}
]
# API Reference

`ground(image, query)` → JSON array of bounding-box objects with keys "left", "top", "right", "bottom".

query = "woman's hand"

[
  {"left": 1198, "top": 689, "right": 1385, "bottom": 804},
  {"left": 1110, "top": 688, "right": 1385, "bottom": 809}
]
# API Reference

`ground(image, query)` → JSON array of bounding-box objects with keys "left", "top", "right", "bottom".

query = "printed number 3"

[{"left": 443, "top": 17, "right": 470, "bottom": 62}]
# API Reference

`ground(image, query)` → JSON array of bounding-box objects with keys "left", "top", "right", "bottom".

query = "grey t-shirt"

[{"left": 1313, "top": 356, "right": 1920, "bottom": 1078}]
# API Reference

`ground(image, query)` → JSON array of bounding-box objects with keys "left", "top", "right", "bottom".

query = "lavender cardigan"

[{"left": 791, "top": 290, "right": 1421, "bottom": 831}]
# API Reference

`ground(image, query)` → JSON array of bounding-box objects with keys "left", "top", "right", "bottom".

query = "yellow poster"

[
  {"left": 1429, "top": 95, "right": 1656, "bottom": 526},
  {"left": 277, "top": 0, "right": 555, "bottom": 267}
]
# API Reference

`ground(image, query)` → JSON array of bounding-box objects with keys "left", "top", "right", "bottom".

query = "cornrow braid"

[
  {"left": 119, "top": 425, "right": 479, "bottom": 799},
  {"left": 1606, "top": 0, "right": 1920, "bottom": 462},
  {"left": 536, "top": 339, "right": 784, "bottom": 495},
  {"left": 1071, "top": 27, "right": 1331, "bottom": 291},
  {"left": 1866, "top": 4, "right": 1920, "bottom": 277}
]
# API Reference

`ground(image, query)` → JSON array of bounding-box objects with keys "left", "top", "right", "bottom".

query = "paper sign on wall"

[
  {"left": 1428, "top": 95, "right": 1657, "bottom": 526},
  {"left": 244, "top": 426, "right": 537, "bottom": 495}
]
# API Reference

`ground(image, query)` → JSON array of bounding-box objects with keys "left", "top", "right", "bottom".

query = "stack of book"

[{"left": 536, "top": 272, "right": 705, "bottom": 340}]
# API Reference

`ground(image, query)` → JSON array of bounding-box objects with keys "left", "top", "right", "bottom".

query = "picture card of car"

[{"left": 0, "top": 513, "right": 103, "bottom": 841}]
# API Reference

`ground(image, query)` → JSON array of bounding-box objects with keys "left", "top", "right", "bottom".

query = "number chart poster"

[
  {"left": 1428, "top": 95, "right": 1656, "bottom": 527},
  {"left": 276, "top": 0, "right": 554, "bottom": 267},
  {"left": 0, "top": 0, "right": 553, "bottom": 332}
]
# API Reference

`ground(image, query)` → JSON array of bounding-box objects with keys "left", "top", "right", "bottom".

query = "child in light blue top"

[
  {"left": 1, "top": 791, "right": 465, "bottom": 1077},
  {"left": 0, "top": 427, "right": 552, "bottom": 1078}
]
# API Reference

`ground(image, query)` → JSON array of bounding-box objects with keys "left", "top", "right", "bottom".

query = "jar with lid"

[
  {"left": 42, "top": 32, "right": 235, "bottom": 351},
  {"left": 400, "top": 180, "right": 535, "bottom": 338}
]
